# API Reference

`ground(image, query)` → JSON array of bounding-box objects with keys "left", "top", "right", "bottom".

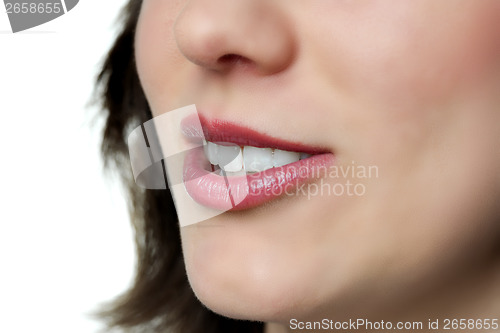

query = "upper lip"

[{"left": 181, "top": 113, "right": 331, "bottom": 155}]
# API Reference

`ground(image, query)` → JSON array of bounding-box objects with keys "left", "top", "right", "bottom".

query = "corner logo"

[{"left": 4, "top": 0, "right": 79, "bottom": 33}]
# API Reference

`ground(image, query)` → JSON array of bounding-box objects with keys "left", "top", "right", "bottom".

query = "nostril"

[{"left": 217, "top": 54, "right": 251, "bottom": 67}]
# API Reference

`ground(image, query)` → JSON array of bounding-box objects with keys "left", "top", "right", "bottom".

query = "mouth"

[{"left": 181, "top": 114, "right": 335, "bottom": 211}]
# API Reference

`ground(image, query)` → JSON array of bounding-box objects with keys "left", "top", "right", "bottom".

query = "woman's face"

[{"left": 135, "top": 0, "right": 500, "bottom": 322}]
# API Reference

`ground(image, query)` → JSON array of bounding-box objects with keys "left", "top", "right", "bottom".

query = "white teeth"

[
  {"left": 203, "top": 139, "right": 209, "bottom": 161},
  {"left": 273, "top": 149, "right": 300, "bottom": 167},
  {"left": 218, "top": 144, "right": 243, "bottom": 172},
  {"left": 243, "top": 146, "right": 273, "bottom": 172},
  {"left": 206, "top": 141, "right": 219, "bottom": 165},
  {"left": 203, "top": 141, "right": 312, "bottom": 174}
]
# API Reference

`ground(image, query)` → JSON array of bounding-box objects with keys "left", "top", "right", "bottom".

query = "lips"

[{"left": 181, "top": 114, "right": 335, "bottom": 211}]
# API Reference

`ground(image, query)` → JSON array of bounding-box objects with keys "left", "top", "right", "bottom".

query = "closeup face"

[{"left": 135, "top": 0, "right": 500, "bottom": 322}]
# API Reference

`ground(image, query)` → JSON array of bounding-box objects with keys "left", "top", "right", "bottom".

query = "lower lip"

[{"left": 183, "top": 148, "right": 335, "bottom": 211}]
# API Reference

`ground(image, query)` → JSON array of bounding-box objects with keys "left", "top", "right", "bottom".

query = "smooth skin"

[{"left": 135, "top": 1, "right": 500, "bottom": 332}]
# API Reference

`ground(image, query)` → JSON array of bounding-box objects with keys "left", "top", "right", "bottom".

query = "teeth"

[
  {"left": 218, "top": 144, "right": 243, "bottom": 172},
  {"left": 206, "top": 141, "right": 219, "bottom": 165},
  {"left": 273, "top": 149, "right": 300, "bottom": 167},
  {"left": 243, "top": 146, "right": 273, "bottom": 172},
  {"left": 203, "top": 142, "right": 313, "bottom": 174}
]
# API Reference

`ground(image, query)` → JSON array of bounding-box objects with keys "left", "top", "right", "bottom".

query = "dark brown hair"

[{"left": 96, "top": 1, "right": 263, "bottom": 332}]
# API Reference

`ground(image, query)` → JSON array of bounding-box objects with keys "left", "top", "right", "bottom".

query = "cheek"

[
  {"left": 378, "top": 11, "right": 500, "bottom": 108},
  {"left": 312, "top": 1, "right": 500, "bottom": 110},
  {"left": 306, "top": 1, "right": 500, "bottom": 173},
  {"left": 135, "top": 0, "right": 190, "bottom": 114}
]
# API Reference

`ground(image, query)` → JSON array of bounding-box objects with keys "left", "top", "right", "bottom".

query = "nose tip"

[{"left": 174, "top": 1, "right": 295, "bottom": 75}]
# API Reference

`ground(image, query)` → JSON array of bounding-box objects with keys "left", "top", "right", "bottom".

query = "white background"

[{"left": 0, "top": 1, "right": 135, "bottom": 332}]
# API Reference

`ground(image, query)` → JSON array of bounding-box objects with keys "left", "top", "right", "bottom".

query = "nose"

[{"left": 174, "top": 0, "right": 295, "bottom": 75}]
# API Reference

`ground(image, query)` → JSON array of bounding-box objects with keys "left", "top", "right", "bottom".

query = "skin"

[{"left": 135, "top": 1, "right": 500, "bottom": 331}]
